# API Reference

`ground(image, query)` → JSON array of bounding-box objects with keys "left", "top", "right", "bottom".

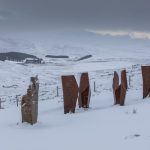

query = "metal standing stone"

[
  {"left": 112, "top": 70, "right": 127, "bottom": 106},
  {"left": 21, "top": 76, "right": 39, "bottom": 125},
  {"left": 61, "top": 75, "right": 78, "bottom": 114},
  {"left": 113, "top": 71, "right": 120, "bottom": 105},
  {"left": 141, "top": 66, "right": 150, "bottom": 98},
  {"left": 78, "top": 73, "right": 91, "bottom": 108},
  {"left": 121, "top": 70, "right": 128, "bottom": 90},
  {"left": 120, "top": 70, "right": 127, "bottom": 106}
]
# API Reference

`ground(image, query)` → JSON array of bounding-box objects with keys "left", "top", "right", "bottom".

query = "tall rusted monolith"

[
  {"left": 121, "top": 70, "right": 128, "bottom": 90},
  {"left": 61, "top": 75, "right": 78, "bottom": 114},
  {"left": 120, "top": 70, "right": 128, "bottom": 105},
  {"left": 113, "top": 71, "right": 120, "bottom": 104},
  {"left": 112, "top": 70, "right": 127, "bottom": 106},
  {"left": 141, "top": 66, "right": 150, "bottom": 99},
  {"left": 21, "top": 76, "right": 39, "bottom": 124},
  {"left": 78, "top": 73, "right": 91, "bottom": 108}
]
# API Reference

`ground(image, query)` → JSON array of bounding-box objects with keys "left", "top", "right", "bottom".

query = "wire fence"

[{"left": 0, "top": 64, "right": 142, "bottom": 109}]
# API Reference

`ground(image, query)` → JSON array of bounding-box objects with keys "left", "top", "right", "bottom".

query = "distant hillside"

[{"left": 0, "top": 52, "right": 37, "bottom": 61}]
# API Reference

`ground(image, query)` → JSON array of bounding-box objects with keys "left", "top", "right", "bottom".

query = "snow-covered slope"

[
  {"left": 0, "top": 33, "right": 150, "bottom": 150},
  {"left": 1, "top": 96, "right": 150, "bottom": 150}
]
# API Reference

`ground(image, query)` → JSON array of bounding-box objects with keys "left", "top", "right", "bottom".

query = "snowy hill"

[{"left": 0, "top": 34, "right": 150, "bottom": 150}]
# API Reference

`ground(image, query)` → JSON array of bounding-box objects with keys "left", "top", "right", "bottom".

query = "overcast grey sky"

[{"left": 0, "top": 0, "right": 150, "bottom": 32}]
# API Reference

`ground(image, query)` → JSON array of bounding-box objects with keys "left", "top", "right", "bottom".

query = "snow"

[
  {"left": 0, "top": 42, "right": 150, "bottom": 150},
  {"left": 1, "top": 93, "right": 150, "bottom": 150}
]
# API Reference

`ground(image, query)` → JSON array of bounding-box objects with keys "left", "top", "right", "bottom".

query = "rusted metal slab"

[
  {"left": 113, "top": 71, "right": 120, "bottom": 104},
  {"left": 61, "top": 75, "right": 78, "bottom": 114},
  {"left": 112, "top": 70, "right": 127, "bottom": 106},
  {"left": 78, "top": 73, "right": 91, "bottom": 108},
  {"left": 121, "top": 70, "right": 128, "bottom": 90},
  {"left": 120, "top": 70, "right": 127, "bottom": 105},
  {"left": 141, "top": 66, "right": 150, "bottom": 99}
]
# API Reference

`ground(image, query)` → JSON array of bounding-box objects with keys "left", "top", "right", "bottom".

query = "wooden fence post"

[
  {"left": 129, "top": 75, "right": 131, "bottom": 88},
  {"left": 94, "top": 81, "right": 96, "bottom": 92},
  {"left": 0, "top": 98, "right": 1, "bottom": 109},
  {"left": 0, "top": 98, "right": 4, "bottom": 109},
  {"left": 57, "top": 86, "right": 59, "bottom": 97}
]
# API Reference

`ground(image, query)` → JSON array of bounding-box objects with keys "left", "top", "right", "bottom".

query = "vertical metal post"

[
  {"left": 15, "top": 95, "right": 19, "bottom": 107},
  {"left": 94, "top": 81, "right": 96, "bottom": 92},
  {"left": 0, "top": 98, "right": 1, "bottom": 109},
  {"left": 57, "top": 86, "right": 59, "bottom": 97},
  {"left": 129, "top": 75, "right": 131, "bottom": 88}
]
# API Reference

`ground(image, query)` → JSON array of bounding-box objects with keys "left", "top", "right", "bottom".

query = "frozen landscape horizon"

[
  {"left": 0, "top": 33, "right": 150, "bottom": 150},
  {"left": 1, "top": 0, "right": 150, "bottom": 150}
]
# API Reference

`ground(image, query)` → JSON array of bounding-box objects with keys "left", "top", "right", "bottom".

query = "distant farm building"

[
  {"left": 76, "top": 55, "right": 92, "bottom": 61},
  {"left": 45, "top": 55, "right": 69, "bottom": 59},
  {"left": 24, "top": 58, "right": 43, "bottom": 64}
]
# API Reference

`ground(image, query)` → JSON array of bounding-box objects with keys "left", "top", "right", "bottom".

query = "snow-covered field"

[{"left": 0, "top": 46, "right": 150, "bottom": 150}]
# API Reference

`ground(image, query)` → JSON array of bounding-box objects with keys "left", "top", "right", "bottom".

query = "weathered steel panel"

[
  {"left": 121, "top": 70, "right": 128, "bottom": 90},
  {"left": 113, "top": 71, "right": 120, "bottom": 104},
  {"left": 120, "top": 70, "right": 127, "bottom": 105},
  {"left": 141, "top": 66, "right": 150, "bottom": 98},
  {"left": 78, "top": 73, "right": 91, "bottom": 108},
  {"left": 112, "top": 70, "right": 127, "bottom": 106},
  {"left": 61, "top": 75, "right": 78, "bottom": 114}
]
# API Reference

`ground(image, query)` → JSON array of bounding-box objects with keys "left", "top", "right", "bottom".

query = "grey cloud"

[
  {"left": 0, "top": 0, "right": 150, "bottom": 32},
  {"left": 0, "top": 10, "right": 14, "bottom": 20},
  {"left": 86, "top": 29, "right": 150, "bottom": 40}
]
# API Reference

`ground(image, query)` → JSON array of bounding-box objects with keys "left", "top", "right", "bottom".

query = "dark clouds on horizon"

[{"left": 0, "top": 0, "right": 150, "bottom": 32}]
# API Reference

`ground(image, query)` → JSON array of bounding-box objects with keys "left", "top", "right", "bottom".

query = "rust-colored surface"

[
  {"left": 120, "top": 70, "right": 127, "bottom": 105},
  {"left": 61, "top": 75, "right": 78, "bottom": 114},
  {"left": 119, "top": 84, "right": 126, "bottom": 106},
  {"left": 113, "top": 71, "right": 120, "bottom": 104},
  {"left": 78, "top": 73, "right": 91, "bottom": 108},
  {"left": 112, "top": 70, "right": 127, "bottom": 106},
  {"left": 121, "top": 70, "right": 128, "bottom": 90},
  {"left": 141, "top": 66, "right": 150, "bottom": 98},
  {"left": 21, "top": 76, "right": 39, "bottom": 124}
]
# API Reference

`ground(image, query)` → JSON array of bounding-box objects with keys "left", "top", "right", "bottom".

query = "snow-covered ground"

[{"left": 0, "top": 45, "right": 150, "bottom": 150}]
